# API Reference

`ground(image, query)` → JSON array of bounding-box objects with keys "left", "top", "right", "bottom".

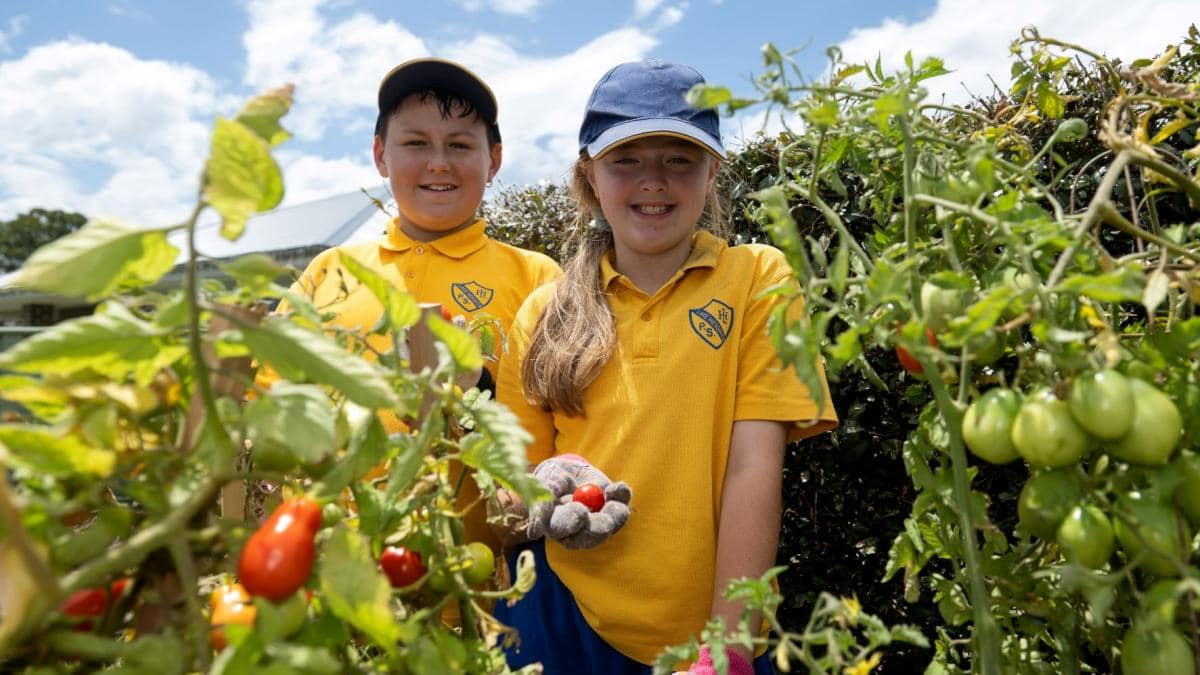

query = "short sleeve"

[{"left": 733, "top": 250, "right": 838, "bottom": 442}]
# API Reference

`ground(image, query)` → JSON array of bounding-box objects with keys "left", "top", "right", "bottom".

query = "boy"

[{"left": 279, "top": 58, "right": 560, "bottom": 557}]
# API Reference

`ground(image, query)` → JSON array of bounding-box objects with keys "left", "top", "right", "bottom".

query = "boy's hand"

[{"left": 528, "top": 455, "right": 632, "bottom": 549}]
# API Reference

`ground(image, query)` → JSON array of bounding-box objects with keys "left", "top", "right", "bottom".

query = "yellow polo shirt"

[
  {"left": 498, "top": 231, "right": 837, "bottom": 664},
  {"left": 279, "top": 217, "right": 560, "bottom": 556}
]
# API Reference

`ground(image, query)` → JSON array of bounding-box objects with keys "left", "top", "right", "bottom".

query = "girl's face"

[
  {"left": 586, "top": 136, "right": 718, "bottom": 266},
  {"left": 373, "top": 95, "right": 501, "bottom": 242}
]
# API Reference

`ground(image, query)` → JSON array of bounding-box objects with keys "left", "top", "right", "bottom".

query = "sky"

[{"left": 0, "top": 0, "right": 1196, "bottom": 229}]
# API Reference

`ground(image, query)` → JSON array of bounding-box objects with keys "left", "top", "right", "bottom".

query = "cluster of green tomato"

[{"left": 962, "top": 369, "right": 1198, "bottom": 674}]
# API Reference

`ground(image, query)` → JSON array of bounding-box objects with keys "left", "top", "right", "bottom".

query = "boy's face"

[{"left": 373, "top": 94, "right": 501, "bottom": 242}]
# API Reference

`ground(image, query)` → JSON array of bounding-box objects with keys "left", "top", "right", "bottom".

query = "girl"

[{"left": 495, "top": 59, "right": 838, "bottom": 675}]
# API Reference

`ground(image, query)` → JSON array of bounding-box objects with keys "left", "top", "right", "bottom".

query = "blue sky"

[{"left": 0, "top": 1, "right": 1195, "bottom": 227}]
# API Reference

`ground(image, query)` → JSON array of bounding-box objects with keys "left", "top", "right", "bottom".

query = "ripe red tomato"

[
  {"left": 239, "top": 497, "right": 322, "bottom": 601},
  {"left": 380, "top": 546, "right": 427, "bottom": 588},
  {"left": 573, "top": 484, "right": 606, "bottom": 513},
  {"left": 895, "top": 327, "right": 937, "bottom": 375},
  {"left": 61, "top": 588, "right": 108, "bottom": 618},
  {"left": 440, "top": 306, "right": 454, "bottom": 322}
]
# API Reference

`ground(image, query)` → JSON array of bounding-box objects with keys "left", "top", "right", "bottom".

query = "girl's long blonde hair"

[{"left": 521, "top": 154, "right": 728, "bottom": 416}]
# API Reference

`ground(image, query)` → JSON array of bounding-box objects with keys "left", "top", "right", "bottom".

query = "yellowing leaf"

[
  {"left": 7, "top": 218, "right": 178, "bottom": 301},
  {"left": 0, "top": 426, "right": 115, "bottom": 477},
  {"left": 234, "top": 83, "right": 294, "bottom": 147},
  {"left": 0, "top": 305, "right": 187, "bottom": 386},
  {"left": 202, "top": 118, "right": 284, "bottom": 241}
]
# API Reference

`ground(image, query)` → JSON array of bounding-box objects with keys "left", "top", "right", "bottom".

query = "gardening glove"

[
  {"left": 526, "top": 454, "right": 632, "bottom": 550},
  {"left": 677, "top": 646, "right": 754, "bottom": 675}
]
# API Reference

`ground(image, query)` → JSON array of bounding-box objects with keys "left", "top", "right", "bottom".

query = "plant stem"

[
  {"left": 1097, "top": 202, "right": 1200, "bottom": 264},
  {"left": 168, "top": 534, "right": 211, "bottom": 671},
  {"left": 922, "top": 359, "right": 1001, "bottom": 675},
  {"left": 1045, "top": 151, "right": 1132, "bottom": 289}
]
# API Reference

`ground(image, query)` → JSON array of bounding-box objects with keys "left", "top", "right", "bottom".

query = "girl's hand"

[
  {"left": 528, "top": 455, "right": 632, "bottom": 549},
  {"left": 676, "top": 646, "right": 754, "bottom": 675}
]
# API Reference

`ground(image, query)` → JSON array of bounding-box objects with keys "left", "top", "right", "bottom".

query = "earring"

[
  {"left": 486, "top": 179, "right": 494, "bottom": 188},
  {"left": 589, "top": 210, "right": 611, "bottom": 232}
]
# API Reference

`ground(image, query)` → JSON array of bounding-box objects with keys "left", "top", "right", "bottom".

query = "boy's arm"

[{"left": 710, "top": 419, "right": 787, "bottom": 664}]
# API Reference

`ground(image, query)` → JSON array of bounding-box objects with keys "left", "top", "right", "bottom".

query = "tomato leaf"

[
  {"left": 312, "top": 413, "right": 389, "bottom": 501},
  {"left": 234, "top": 83, "right": 294, "bottom": 148},
  {"left": 237, "top": 317, "right": 399, "bottom": 409},
  {"left": 202, "top": 117, "right": 284, "bottom": 241},
  {"left": 8, "top": 218, "right": 178, "bottom": 301},
  {"left": 219, "top": 253, "right": 290, "bottom": 295},
  {"left": 1057, "top": 268, "right": 1145, "bottom": 303},
  {"left": 0, "top": 425, "right": 115, "bottom": 477},
  {"left": 1035, "top": 81, "right": 1065, "bottom": 119},
  {"left": 318, "top": 526, "right": 406, "bottom": 649},
  {"left": 427, "top": 314, "right": 483, "bottom": 372},
  {"left": 337, "top": 252, "right": 420, "bottom": 333},
  {"left": 459, "top": 398, "right": 548, "bottom": 506},
  {"left": 244, "top": 383, "right": 339, "bottom": 465},
  {"left": 0, "top": 303, "right": 187, "bottom": 386}
]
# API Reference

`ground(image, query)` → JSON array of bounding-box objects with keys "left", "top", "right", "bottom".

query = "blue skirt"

[{"left": 495, "top": 540, "right": 777, "bottom": 675}]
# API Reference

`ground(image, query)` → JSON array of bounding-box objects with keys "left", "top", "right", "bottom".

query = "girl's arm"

[{"left": 711, "top": 418, "right": 788, "bottom": 662}]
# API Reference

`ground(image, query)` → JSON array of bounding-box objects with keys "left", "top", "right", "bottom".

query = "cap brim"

[
  {"left": 586, "top": 118, "right": 725, "bottom": 160},
  {"left": 378, "top": 58, "right": 498, "bottom": 125}
]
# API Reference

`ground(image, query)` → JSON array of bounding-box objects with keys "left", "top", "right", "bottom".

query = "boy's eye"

[{"left": 401, "top": 138, "right": 426, "bottom": 147}]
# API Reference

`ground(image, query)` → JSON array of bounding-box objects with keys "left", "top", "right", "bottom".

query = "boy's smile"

[{"left": 373, "top": 94, "right": 501, "bottom": 242}]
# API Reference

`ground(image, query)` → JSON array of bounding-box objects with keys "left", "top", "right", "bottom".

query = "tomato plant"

[
  {"left": 572, "top": 483, "right": 606, "bottom": 513},
  {"left": 380, "top": 546, "right": 427, "bottom": 588}
]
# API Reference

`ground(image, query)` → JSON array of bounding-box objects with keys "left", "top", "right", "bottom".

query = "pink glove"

[{"left": 688, "top": 646, "right": 754, "bottom": 675}]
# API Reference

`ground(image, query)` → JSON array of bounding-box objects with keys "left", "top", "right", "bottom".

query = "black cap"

[{"left": 377, "top": 58, "right": 499, "bottom": 140}]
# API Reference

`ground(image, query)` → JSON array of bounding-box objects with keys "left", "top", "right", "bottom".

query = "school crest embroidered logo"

[
  {"left": 451, "top": 281, "right": 494, "bottom": 312},
  {"left": 689, "top": 299, "right": 734, "bottom": 350}
]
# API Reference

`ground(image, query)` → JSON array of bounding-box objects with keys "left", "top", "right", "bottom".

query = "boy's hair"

[
  {"left": 374, "top": 88, "right": 502, "bottom": 146},
  {"left": 520, "top": 155, "right": 727, "bottom": 416}
]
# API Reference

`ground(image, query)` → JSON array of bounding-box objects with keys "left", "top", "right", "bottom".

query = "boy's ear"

[
  {"left": 487, "top": 142, "right": 503, "bottom": 182},
  {"left": 707, "top": 157, "right": 720, "bottom": 185},
  {"left": 372, "top": 135, "right": 388, "bottom": 177}
]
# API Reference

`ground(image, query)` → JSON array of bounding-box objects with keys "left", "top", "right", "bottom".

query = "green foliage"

[{"left": 696, "top": 23, "right": 1200, "bottom": 675}]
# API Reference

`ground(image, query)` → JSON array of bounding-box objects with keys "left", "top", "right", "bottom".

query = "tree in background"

[{"left": 0, "top": 208, "right": 87, "bottom": 272}]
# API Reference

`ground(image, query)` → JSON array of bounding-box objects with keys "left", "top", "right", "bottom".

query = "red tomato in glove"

[
  {"left": 380, "top": 546, "right": 427, "bottom": 588},
  {"left": 573, "top": 484, "right": 606, "bottom": 512},
  {"left": 238, "top": 497, "right": 322, "bottom": 601}
]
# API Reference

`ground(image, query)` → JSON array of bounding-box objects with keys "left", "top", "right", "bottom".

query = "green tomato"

[
  {"left": 966, "top": 330, "right": 1006, "bottom": 366},
  {"left": 962, "top": 388, "right": 1021, "bottom": 464},
  {"left": 1114, "top": 497, "right": 1190, "bottom": 578},
  {"left": 1140, "top": 579, "right": 1182, "bottom": 629},
  {"left": 252, "top": 443, "right": 298, "bottom": 473},
  {"left": 920, "top": 282, "right": 964, "bottom": 333},
  {"left": 1109, "top": 379, "right": 1182, "bottom": 465},
  {"left": 1011, "top": 389, "right": 1089, "bottom": 468},
  {"left": 1067, "top": 369, "right": 1134, "bottom": 440},
  {"left": 1018, "top": 469, "right": 1084, "bottom": 540},
  {"left": 1175, "top": 452, "right": 1200, "bottom": 527},
  {"left": 1057, "top": 505, "right": 1114, "bottom": 569},
  {"left": 461, "top": 542, "right": 496, "bottom": 586},
  {"left": 427, "top": 567, "right": 454, "bottom": 594},
  {"left": 1120, "top": 624, "right": 1196, "bottom": 675}
]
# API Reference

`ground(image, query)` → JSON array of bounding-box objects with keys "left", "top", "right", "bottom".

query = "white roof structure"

[{"left": 0, "top": 183, "right": 395, "bottom": 322}]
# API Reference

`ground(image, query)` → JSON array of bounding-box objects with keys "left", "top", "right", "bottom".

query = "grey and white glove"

[{"left": 526, "top": 454, "right": 632, "bottom": 550}]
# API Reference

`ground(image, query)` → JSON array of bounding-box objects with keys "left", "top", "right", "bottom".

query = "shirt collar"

[
  {"left": 379, "top": 217, "right": 489, "bottom": 259},
  {"left": 600, "top": 230, "right": 725, "bottom": 291}
]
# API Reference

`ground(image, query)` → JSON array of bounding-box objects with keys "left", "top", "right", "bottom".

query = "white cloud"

[
  {"left": 837, "top": 0, "right": 1198, "bottom": 103},
  {"left": 453, "top": 0, "right": 544, "bottom": 15},
  {"left": 0, "top": 15, "right": 28, "bottom": 54},
  {"left": 242, "top": 0, "right": 428, "bottom": 141},
  {"left": 275, "top": 151, "right": 383, "bottom": 207},
  {"left": 634, "top": 0, "right": 666, "bottom": 20},
  {"left": 0, "top": 39, "right": 224, "bottom": 224}
]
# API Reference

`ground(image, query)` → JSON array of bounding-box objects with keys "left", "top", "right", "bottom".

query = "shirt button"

[
  {"left": 414, "top": 246, "right": 424, "bottom": 254},
  {"left": 641, "top": 312, "right": 652, "bottom": 321},
  {"left": 405, "top": 271, "right": 415, "bottom": 279}
]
